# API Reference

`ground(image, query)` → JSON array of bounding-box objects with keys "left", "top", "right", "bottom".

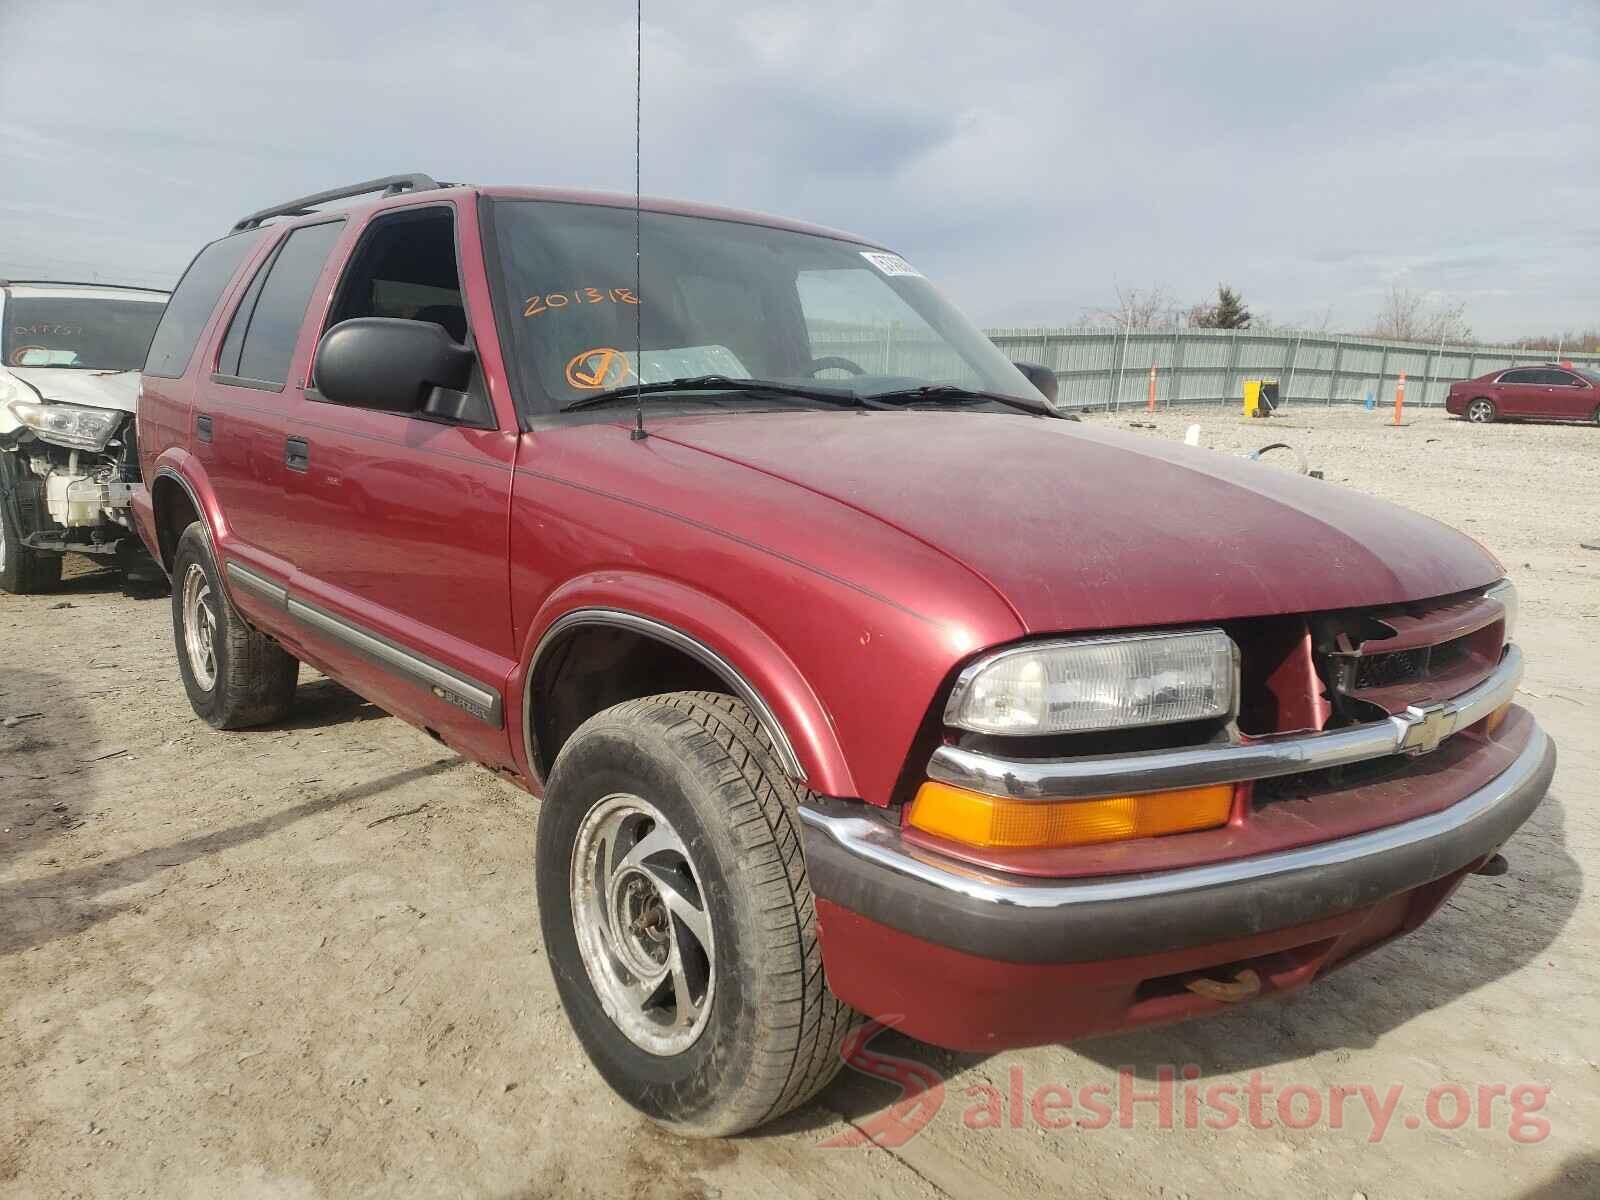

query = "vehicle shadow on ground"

[
  {"left": 1516, "top": 1154, "right": 1600, "bottom": 1198},
  {"left": 52, "top": 559, "right": 169, "bottom": 600},
  {"left": 0, "top": 669, "right": 95, "bottom": 879},
  {"left": 0, "top": 756, "right": 463, "bottom": 958},
  {"left": 242, "top": 676, "right": 391, "bottom": 732}
]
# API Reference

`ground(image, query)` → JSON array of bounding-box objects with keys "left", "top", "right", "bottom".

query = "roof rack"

[{"left": 230, "top": 173, "right": 448, "bottom": 233}]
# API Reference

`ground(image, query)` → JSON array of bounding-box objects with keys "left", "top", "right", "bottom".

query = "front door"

[
  {"left": 1536, "top": 369, "right": 1595, "bottom": 420},
  {"left": 277, "top": 201, "right": 519, "bottom": 765}
]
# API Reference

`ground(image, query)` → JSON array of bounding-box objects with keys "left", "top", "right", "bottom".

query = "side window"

[
  {"left": 215, "top": 257, "right": 270, "bottom": 378},
  {"left": 325, "top": 208, "right": 465, "bottom": 343},
  {"left": 143, "top": 231, "right": 262, "bottom": 378},
  {"left": 1498, "top": 368, "right": 1540, "bottom": 385},
  {"left": 1541, "top": 370, "right": 1581, "bottom": 386},
  {"left": 219, "top": 220, "right": 344, "bottom": 388}
]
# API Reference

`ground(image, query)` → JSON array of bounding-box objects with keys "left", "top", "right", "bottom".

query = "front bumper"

[{"left": 799, "top": 706, "right": 1554, "bottom": 1049}]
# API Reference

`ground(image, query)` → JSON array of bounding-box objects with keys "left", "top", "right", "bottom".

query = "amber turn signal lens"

[
  {"left": 1483, "top": 702, "right": 1511, "bottom": 737},
  {"left": 908, "top": 781, "right": 1234, "bottom": 850}
]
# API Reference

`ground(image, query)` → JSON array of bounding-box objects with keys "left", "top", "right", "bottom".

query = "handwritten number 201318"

[{"left": 523, "top": 288, "right": 640, "bottom": 318}]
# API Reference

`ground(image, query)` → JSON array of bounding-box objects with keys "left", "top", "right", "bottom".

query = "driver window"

[{"left": 326, "top": 208, "right": 466, "bottom": 343}]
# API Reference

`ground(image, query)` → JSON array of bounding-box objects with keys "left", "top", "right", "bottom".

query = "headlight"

[
  {"left": 944, "top": 628, "right": 1238, "bottom": 736},
  {"left": 5, "top": 399, "right": 122, "bottom": 451},
  {"left": 1485, "top": 579, "right": 1517, "bottom": 645}
]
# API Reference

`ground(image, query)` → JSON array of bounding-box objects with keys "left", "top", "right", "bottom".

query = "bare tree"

[
  {"left": 1513, "top": 328, "right": 1600, "bottom": 354},
  {"left": 1086, "top": 285, "right": 1180, "bottom": 330},
  {"left": 1366, "top": 287, "right": 1472, "bottom": 344}
]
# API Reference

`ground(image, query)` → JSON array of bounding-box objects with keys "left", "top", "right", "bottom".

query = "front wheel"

[
  {"left": 171, "top": 523, "right": 298, "bottom": 728},
  {"left": 536, "top": 691, "right": 852, "bottom": 1136},
  {"left": 0, "top": 466, "right": 62, "bottom": 595},
  {"left": 1466, "top": 397, "right": 1497, "bottom": 423}
]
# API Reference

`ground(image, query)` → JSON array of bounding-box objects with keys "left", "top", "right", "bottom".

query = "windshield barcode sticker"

[{"left": 860, "top": 251, "right": 922, "bottom": 278}]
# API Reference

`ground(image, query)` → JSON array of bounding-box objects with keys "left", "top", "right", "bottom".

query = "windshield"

[
  {"left": 4, "top": 295, "right": 167, "bottom": 371},
  {"left": 1575, "top": 367, "right": 1600, "bottom": 385},
  {"left": 487, "top": 200, "right": 1041, "bottom": 416}
]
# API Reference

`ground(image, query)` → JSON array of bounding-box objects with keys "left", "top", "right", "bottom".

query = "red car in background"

[{"left": 1446, "top": 363, "right": 1600, "bottom": 424}]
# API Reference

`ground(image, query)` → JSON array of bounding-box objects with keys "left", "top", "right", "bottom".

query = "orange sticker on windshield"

[{"left": 565, "top": 347, "right": 631, "bottom": 390}]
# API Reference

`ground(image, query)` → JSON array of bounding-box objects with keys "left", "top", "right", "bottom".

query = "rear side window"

[
  {"left": 1498, "top": 368, "right": 1540, "bottom": 384},
  {"left": 220, "top": 220, "right": 344, "bottom": 388},
  {"left": 143, "top": 231, "right": 261, "bottom": 378}
]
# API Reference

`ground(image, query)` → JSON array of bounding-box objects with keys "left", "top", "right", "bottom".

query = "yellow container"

[{"left": 1243, "top": 378, "right": 1279, "bottom": 417}]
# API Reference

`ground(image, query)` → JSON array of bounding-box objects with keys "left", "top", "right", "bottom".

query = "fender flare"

[
  {"left": 517, "top": 574, "right": 857, "bottom": 798},
  {"left": 148, "top": 454, "right": 230, "bottom": 579}
]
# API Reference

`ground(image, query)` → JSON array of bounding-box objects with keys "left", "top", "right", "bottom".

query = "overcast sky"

[{"left": 2, "top": 0, "right": 1595, "bottom": 340}]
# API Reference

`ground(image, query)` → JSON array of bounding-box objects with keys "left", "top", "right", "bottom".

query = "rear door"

[
  {"left": 194, "top": 219, "right": 346, "bottom": 577},
  {"left": 276, "top": 199, "right": 519, "bottom": 763},
  {"left": 1493, "top": 368, "right": 1545, "bottom": 417}
]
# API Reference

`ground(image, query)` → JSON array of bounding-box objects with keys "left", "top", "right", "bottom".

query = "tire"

[
  {"left": 170, "top": 523, "right": 298, "bottom": 728},
  {"left": 1466, "top": 397, "right": 1497, "bottom": 424},
  {"left": 536, "top": 690, "right": 852, "bottom": 1137},
  {"left": 0, "top": 461, "right": 62, "bottom": 595}
]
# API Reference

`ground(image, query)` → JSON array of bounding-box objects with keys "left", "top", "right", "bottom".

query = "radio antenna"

[{"left": 630, "top": 0, "right": 647, "bottom": 441}]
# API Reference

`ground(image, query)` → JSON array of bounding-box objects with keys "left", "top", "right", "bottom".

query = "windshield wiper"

[
  {"left": 560, "top": 375, "right": 886, "bottom": 412},
  {"left": 862, "top": 384, "right": 1055, "bottom": 417}
]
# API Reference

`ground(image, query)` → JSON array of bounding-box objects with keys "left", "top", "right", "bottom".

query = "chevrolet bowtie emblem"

[{"left": 1398, "top": 701, "right": 1459, "bottom": 755}]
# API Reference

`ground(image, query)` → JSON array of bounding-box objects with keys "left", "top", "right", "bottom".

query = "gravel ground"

[{"left": 2, "top": 404, "right": 1597, "bottom": 1199}]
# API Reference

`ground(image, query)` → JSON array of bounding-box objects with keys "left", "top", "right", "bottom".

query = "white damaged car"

[{"left": 1, "top": 280, "right": 168, "bottom": 593}]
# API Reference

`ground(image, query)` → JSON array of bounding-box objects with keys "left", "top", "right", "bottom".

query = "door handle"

[
  {"left": 285, "top": 436, "right": 310, "bottom": 472},
  {"left": 196, "top": 414, "right": 213, "bottom": 443}
]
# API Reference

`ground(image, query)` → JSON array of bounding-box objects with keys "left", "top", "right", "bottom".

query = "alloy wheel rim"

[
  {"left": 181, "top": 563, "right": 219, "bottom": 690},
  {"left": 569, "top": 793, "right": 715, "bottom": 1056},
  {"left": 1468, "top": 401, "right": 1492, "bottom": 422}
]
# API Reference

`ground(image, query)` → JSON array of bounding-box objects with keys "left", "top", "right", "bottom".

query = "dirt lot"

[{"left": 3, "top": 404, "right": 1597, "bottom": 1199}]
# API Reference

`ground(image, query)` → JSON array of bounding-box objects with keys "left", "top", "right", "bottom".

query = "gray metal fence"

[{"left": 983, "top": 327, "right": 1600, "bottom": 410}]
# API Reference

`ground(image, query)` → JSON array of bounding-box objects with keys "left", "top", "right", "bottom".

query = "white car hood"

[{"left": 6, "top": 367, "right": 140, "bottom": 414}]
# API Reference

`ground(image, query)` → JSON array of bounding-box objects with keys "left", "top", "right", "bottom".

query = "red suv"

[
  {"left": 1446, "top": 363, "right": 1600, "bottom": 424},
  {"left": 133, "top": 175, "right": 1553, "bottom": 1136}
]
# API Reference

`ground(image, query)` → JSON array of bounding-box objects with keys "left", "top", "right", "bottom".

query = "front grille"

[
  {"left": 1353, "top": 645, "right": 1427, "bottom": 690},
  {"left": 1312, "top": 590, "right": 1503, "bottom": 723}
]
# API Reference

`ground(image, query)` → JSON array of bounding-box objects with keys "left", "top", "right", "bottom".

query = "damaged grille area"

[{"left": 1312, "top": 590, "right": 1505, "bottom": 724}]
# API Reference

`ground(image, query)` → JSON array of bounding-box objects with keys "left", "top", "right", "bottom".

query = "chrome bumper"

[
  {"left": 798, "top": 720, "right": 1554, "bottom": 963},
  {"left": 929, "top": 644, "right": 1524, "bottom": 801}
]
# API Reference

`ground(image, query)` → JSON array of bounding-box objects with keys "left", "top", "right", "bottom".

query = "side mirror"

[
  {"left": 314, "top": 317, "right": 474, "bottom": 414},
  {"left": 1012, "top": 361, "right": 1058, "bottom": 405}
]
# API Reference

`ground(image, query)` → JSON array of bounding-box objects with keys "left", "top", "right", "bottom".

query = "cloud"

[{"left": 1, "top": 0, "right": 1594, "bottom": 337}]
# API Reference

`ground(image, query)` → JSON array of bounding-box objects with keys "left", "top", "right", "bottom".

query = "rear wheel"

[
  {"left": 1466, "top": 397, "right": 1497, "bottom": 423},
  {"left": 536, "top": 691, "right": 852, "bottom": 1136},
  {"left": 171, "top": 523, "right": 298, "bottom": 728}
]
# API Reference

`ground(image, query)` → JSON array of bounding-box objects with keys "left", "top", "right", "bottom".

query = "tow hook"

[{"left": 1183, "top": 967, "right": 1262, "bottom": 1003}]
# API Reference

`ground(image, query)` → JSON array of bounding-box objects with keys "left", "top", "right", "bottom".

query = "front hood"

[
  {"left": 5, "top": 367, "right": 140, "bottom": 414},
  {"left": 648, "top": 410, "right": 1502, "bottom": 632}
]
